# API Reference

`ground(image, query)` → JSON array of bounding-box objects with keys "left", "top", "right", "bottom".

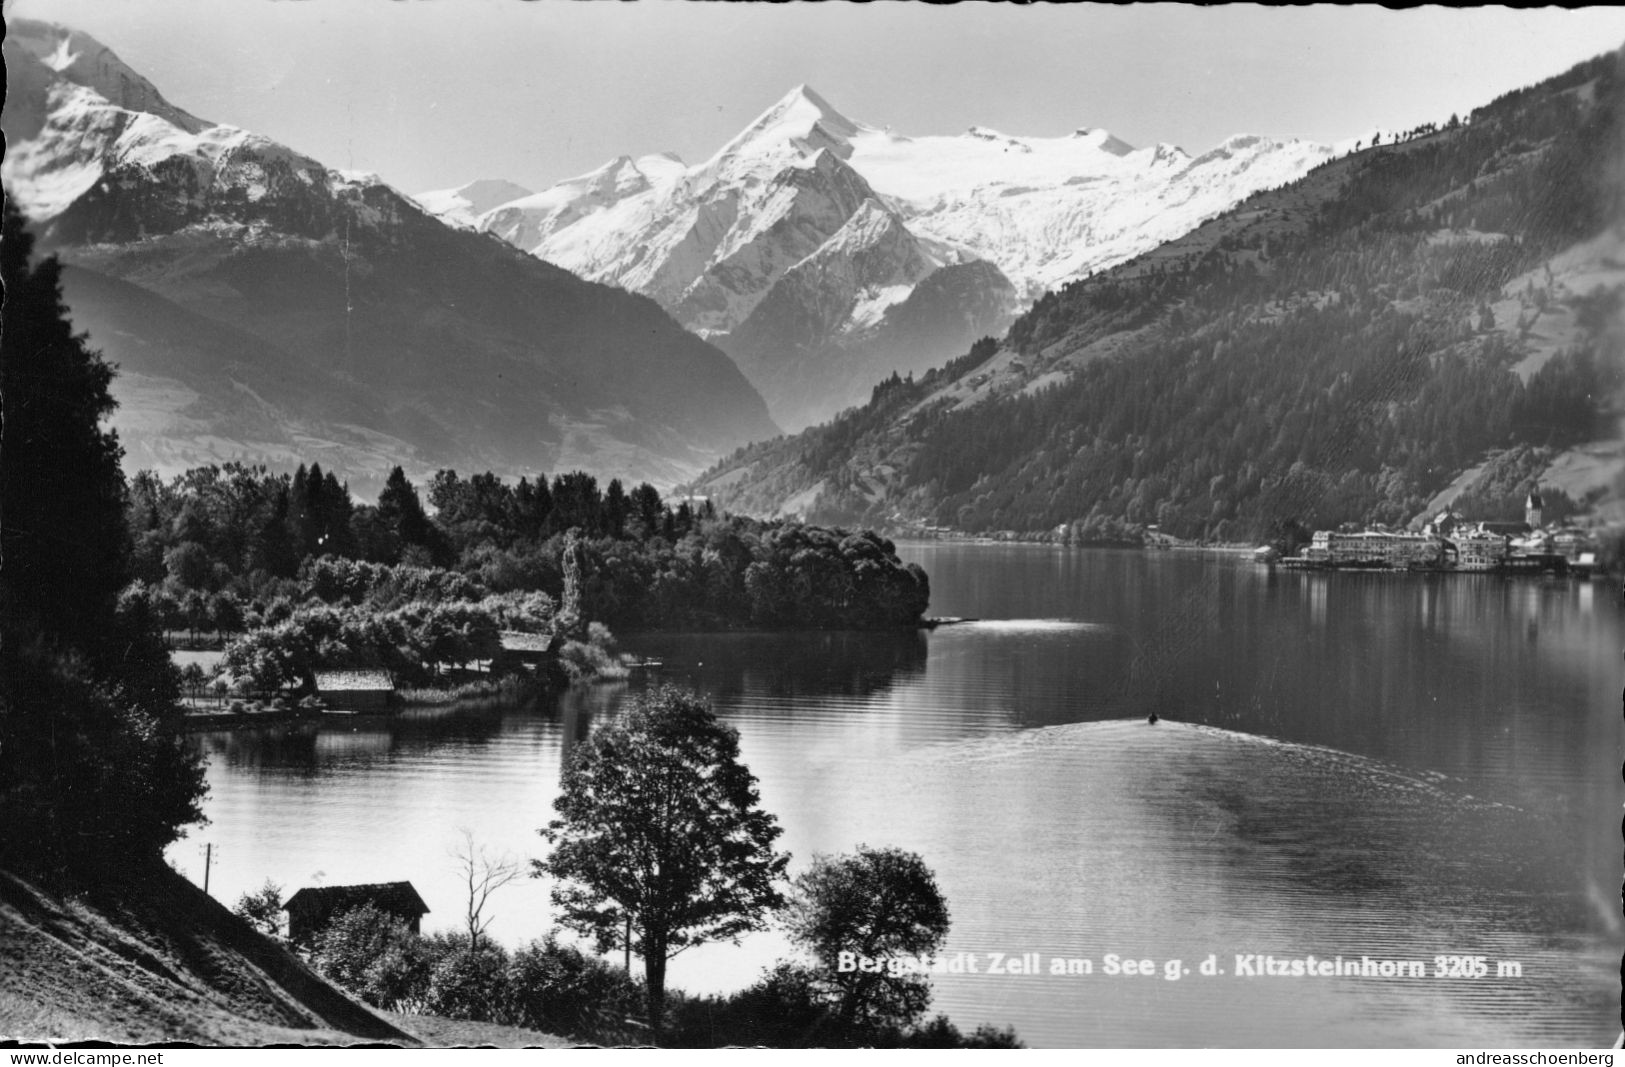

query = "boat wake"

[{"left": 907, "top": 717, "right": 1527, "bottom": 818}]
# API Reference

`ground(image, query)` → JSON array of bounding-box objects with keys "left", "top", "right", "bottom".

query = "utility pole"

[{"left": 202, "top": 842, "right": 214, "bottom": 896}]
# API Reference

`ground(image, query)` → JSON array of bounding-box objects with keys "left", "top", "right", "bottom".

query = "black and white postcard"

[{"left": 2, "top": 2, "right": 1622, "bottom": 1052}]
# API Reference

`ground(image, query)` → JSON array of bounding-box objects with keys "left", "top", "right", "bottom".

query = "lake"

[{"left": 170, "top": 543, "right": 1623, "bottom": 1047}]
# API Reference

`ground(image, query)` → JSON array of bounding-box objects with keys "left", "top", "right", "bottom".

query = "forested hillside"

[{"left": 689, "top": 49, "right": 1625, "bottom": 541}]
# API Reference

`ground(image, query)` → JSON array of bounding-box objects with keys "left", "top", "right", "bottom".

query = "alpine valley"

[
  {"left": 420, "top": 86, "right": 1339, "bottom": 431},
  {"left": 1, "top": 19, "right": 778, "bottom": 495},
  {"left": 686, "top": 50, "right": 1625, "bottom": 542}
]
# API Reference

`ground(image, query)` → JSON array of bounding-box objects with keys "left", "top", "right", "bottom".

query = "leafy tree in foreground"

[
  {"left": 785, "top": 845, "right": 951, "bottom": 1034},
  {"left": 0, "top": 199, "right": 206, "bottom": 875},
  {"left": 536, "top": 685, "right": 790, "bottom": 1039}
]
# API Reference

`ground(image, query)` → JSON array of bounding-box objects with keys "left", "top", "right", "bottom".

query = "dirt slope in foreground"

[{"left": 0, "top": 860, "right": 414, "bottom": 1045}]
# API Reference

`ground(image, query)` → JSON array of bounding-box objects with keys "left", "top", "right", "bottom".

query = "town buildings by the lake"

[{"left": 1269, "top": 489, "right": 1601, "bottom": 575}]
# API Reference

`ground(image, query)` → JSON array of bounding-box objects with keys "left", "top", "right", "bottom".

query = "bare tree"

[{"left": 450, "top": 828, "right": 521, "bottom": 947}]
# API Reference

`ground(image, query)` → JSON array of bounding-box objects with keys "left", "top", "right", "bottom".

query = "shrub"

[
  {"left": 503, "top": 934, "right": 643, "bottom": 1039},
  {"left": 585, "top": 620, "right": 617, "bottom": 654},
  {"left": 421, "top": 935, "right": 512, "bottom": 1023},
  {"left": 667, "top": 961, "right": 835, "bottom": 1048},
  {"left": 308, "top": 905, "right": 431, "bottom": 1010},
  {"left": 903, "top": 1014, "right": 1025, "bottom": 1048},
  {"left": 555, "top": 632, "right": 627, "bottom": 683},
  {"left": 232, "top": 879, "right": 284, "bottom": 938}
]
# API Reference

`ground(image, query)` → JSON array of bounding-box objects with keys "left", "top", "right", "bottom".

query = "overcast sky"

[{"left": 11, "top": 1, "right": 1625, "bottom": 195}]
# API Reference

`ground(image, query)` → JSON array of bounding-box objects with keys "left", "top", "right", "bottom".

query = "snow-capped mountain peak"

[
  {"left": 695, "top": 83, "right": 864, "bottom": 187},
  {"left": 412, "top": 178, "right": 535, "bottom": 228},
  {"left": 4, "top": 22, "right": 345, "bottom": 222},
  {"left": 405, "top": 82, "right": 1337, "bottom": 428},
  {"left": 1189, "top": 132, "right": 1293, "bottom": 168},
  {"left": 471, "top": 150, "right": 693, "bottom": 256},
  {"left": 6, "top": 19, "right": 208, "bottom": 137},
  {"left": 762, "top": 83, "right": 862, "bottom": 143},
  {"left": 2, "top": 17, "right": 780, "bottom": 490}
]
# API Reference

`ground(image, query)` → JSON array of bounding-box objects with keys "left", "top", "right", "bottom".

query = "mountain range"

[
  {"left": 685, "top": 49, "right": 1625, "bottom": 539},
  {"left": 1, "top": 18, "right": 778, "bottom": 495},
  {"left": 15, "top": 15, "right": 1614, "bottom": 536},
  {"left": 419, "top": 86, "right": 1339, "bottom": 430}
]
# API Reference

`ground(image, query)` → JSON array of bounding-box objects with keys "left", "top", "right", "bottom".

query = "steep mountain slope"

[
  {"left": 53, "top": 262, "right": 424, "bottom": 481},
  {"left": 2, "top": 19, "right": 778, "bottom": 492},
  {"left": 424, "top": 87, "right": 1331, "bottom": 431},
  {"left": 710, "top": 197, "right": 1016, "bottom": 430},
  {"left": 720, "top": 255, "right": 1017, "bottom": 433},
  {"left": 688, "top": 50, "right": 1625, "bottom": 540}
]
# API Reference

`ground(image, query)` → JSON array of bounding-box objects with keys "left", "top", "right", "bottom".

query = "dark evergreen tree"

[
  {"left": 603, "top": 478, "right": 629, "bottom": 539},
  {"left": 288, "top": 463, "right": 314, "bottom": 555},
  {"left": 0, "top": 200, "right": 206, "bottom": 876},
  {"left": 250, "top": 481, "right": 300, "bottom": 578},
  {"left": 550, "top": 472, "right": 601, "bottom": 534},
  {"left": 630, "top": 482, "right": 664, "bottom": 538},
  {"left": 513, "top": 475, "right": 553, "bottom": 540},
  {"left": 366, "top": 467, "right": 426, "bottom": 563}
]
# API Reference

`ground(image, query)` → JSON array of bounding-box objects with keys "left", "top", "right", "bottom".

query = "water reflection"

[
  {"left": 608, "top": 629, "right": 927, "bottom": 712},
  {"left": 173, "top": 546, "right": 1621, "bottom": 1047}
]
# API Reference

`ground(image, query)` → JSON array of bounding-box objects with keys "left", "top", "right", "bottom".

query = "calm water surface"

[{"left": 172, "top": 545, "right": 1623, "bottom": 1047}]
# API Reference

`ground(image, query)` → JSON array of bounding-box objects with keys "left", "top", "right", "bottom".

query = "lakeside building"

[
  {"left": 284, "top": 882, "right": 429, "bottom": 944},
  {"left": 1449, "top": 528, "right": 1511, "bottom": 571},
  {"left": 496, "top": 629, "right": 553, "bottom": 670},
  {"left": 1282, "top": 516, "right": 1596, "bottom": 574},
  {"left": 1301, "top": 530, "right": 1444, "bottom": 569},
  {"left": 313, "top": 669, "right": 395, "bottom": 710}
]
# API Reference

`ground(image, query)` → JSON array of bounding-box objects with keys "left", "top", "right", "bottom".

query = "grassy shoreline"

[
  {"left": 395, "top": 673, "right": 541, "bottom": 706},
  {"left": 173, "top": 659, "right": 638, "bottom": 730}
]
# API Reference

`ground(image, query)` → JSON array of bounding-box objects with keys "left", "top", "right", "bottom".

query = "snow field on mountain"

[{"left": 419, "top": 85, "right": 1337, "bottom": 337}]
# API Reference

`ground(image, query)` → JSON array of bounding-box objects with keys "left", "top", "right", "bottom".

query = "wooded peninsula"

[{"left": 124, "top": 462, "right": 932, "bottom": 703}]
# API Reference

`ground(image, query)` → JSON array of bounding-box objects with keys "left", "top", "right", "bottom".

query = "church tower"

[{"left": 1524, "top": 486, "right": 1544, "bottom": 531}]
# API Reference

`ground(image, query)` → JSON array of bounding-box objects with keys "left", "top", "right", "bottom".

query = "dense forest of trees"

[
  {"left": 693, "top": 49, "right": 1623, "bottom": 542},
  {"left": 121, "top": 461, "right": 932, "bottom": 659}
]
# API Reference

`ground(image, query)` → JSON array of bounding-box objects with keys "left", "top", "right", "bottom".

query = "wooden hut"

[
  {"left": 283, "top": 881, "right": 429, "bottom": 944},
  {"left": 313, "top": 669, "right": 395, "bottom": 710},
  {"left": 496, "top": 630, "right": 553, "bottom": 670}
]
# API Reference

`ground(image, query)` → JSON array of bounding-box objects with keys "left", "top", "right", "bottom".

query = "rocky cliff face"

[{"left": 723, "top": 231, "right": 1017, "bottom": 431}]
